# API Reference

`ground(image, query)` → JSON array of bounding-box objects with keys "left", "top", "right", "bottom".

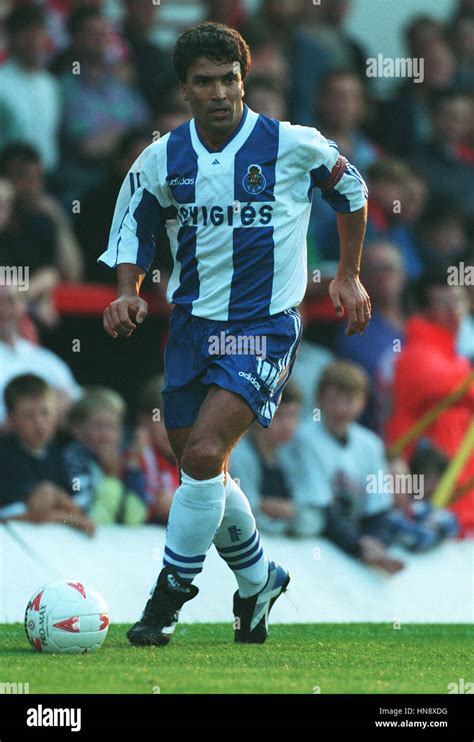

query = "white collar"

[{"left": 189, "top": 105, "right": 259, "bottom": 158}]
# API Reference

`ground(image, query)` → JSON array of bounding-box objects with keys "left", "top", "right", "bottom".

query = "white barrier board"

[{"left": 1, "top": 523, "right": 472, "bottom": 624}]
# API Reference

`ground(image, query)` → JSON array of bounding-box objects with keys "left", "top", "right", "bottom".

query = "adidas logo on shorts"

[{"left": 238, "top": 371, "right": 261, "bottom": 390}]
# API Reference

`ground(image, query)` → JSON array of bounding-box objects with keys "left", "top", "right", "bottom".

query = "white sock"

[
  {"left": 162, "top": 469, "right": 225, "bottom": 582},
  {"left": 213, "top": 476, "right": 269, "bottom": 597}
]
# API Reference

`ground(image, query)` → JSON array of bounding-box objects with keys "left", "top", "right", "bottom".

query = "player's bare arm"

[
  {"left": 103, "top": 263, "right": 148, "bottom": 338},
  {"left": 329, "top": 203, "right": 371, "bottom": 337}
]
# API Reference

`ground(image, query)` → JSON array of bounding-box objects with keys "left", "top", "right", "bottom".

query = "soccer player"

[{"left": 99, "top": 23, "right": 371, "bottom": 646}]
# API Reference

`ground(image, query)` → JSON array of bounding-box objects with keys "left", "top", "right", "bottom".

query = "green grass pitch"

[{"left": 1, "top": 623, "right": 472, "bottom": 694}]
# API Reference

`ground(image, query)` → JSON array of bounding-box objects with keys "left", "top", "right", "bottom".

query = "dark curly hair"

[{"left": 173, "top": 22, "right": 251, "bottom": 83}]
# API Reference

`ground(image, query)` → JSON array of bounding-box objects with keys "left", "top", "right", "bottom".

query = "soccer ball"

[{"left": 24, "top": 579, "right": 109, "bottom": 654}]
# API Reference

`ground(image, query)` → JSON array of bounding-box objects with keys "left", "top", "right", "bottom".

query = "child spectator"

[
  {"left": 64, "top": 387, "right": 148, "bottom": 525},
  {"left": 385, "top": 444, "right": 459, "bottom": 552},
  {"left": 0, "top": 374, "right": 94, "bottom": 535},
  {"left": 229, "top": 382, "right": 302, "bottom": 535},
  {"left": 284, "top": 361, "right": 404, "bottom": 573},
  {"left": 135, "top": 375, "right": 179, "bottom": 524}
]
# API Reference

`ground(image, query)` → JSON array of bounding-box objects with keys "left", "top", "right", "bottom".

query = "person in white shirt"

[
  {"left": 281, "top": 360, "right": 404, "bottom": 574},
  {"left": 0, "top": 285, "right": 81, "bottom": 427}
]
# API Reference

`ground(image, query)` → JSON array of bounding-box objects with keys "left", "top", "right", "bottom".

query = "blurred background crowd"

[{"left": 0, "top": 0, "right": 473, "bottom": 571}]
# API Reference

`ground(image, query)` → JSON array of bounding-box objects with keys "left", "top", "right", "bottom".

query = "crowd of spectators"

[{"left": 0, "top": 1, "right": 473, "bottom": 570}]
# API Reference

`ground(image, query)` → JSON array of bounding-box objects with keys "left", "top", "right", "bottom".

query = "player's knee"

[{"left": 181, "top": 438, "right": 225, "bottom": 480}]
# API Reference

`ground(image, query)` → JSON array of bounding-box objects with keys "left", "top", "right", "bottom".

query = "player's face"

[
  {"left": 182, "top": 58, "right": 244, "bottom": 143},
  {"left": 9, "top": 393, "right": 58, "bottom": 450}
]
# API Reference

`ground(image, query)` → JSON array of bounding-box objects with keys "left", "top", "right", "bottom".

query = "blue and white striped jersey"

[{"left": 98, "top": 104, "right": 368, "bottom": 321}]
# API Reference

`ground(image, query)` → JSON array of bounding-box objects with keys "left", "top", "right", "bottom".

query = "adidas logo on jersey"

[
  {"left": 212, "top": 159, "right": 220, "bottom": 165},
  {"left": 238, "top": 371, "right": 261, "bottom": 390},
  {"left": 167, "top": 176, "right": 195, "bottom": 186}
]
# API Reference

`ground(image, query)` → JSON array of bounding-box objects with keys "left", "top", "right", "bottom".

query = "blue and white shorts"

[{"left": 162, "top": 305, "right": 302, "bottom": 429}]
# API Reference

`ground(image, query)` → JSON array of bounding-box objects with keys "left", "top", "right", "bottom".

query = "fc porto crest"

[{"left": 242, "top": 164, "right": 266, "bottom": 195}]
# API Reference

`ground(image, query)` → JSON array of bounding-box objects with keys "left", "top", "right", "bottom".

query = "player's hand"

[
  {"left": 103, "top": 294, "right": 148, "bottom": 338},
  {"left": 329, "top": 272, "right": 371, "bottom": 336}
]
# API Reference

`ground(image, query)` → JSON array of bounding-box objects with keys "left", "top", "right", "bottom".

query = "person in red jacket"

[{"left": 386, "top": 269, "right": 474, "bottom": 536}]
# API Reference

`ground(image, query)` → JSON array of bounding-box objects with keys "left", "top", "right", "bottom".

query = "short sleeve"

[
  {"left": 288, "top": 123, "right": 369, "bottom": 213},
  {"left": 97, "top": 142, "right": 169, "bottom": 272}
]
